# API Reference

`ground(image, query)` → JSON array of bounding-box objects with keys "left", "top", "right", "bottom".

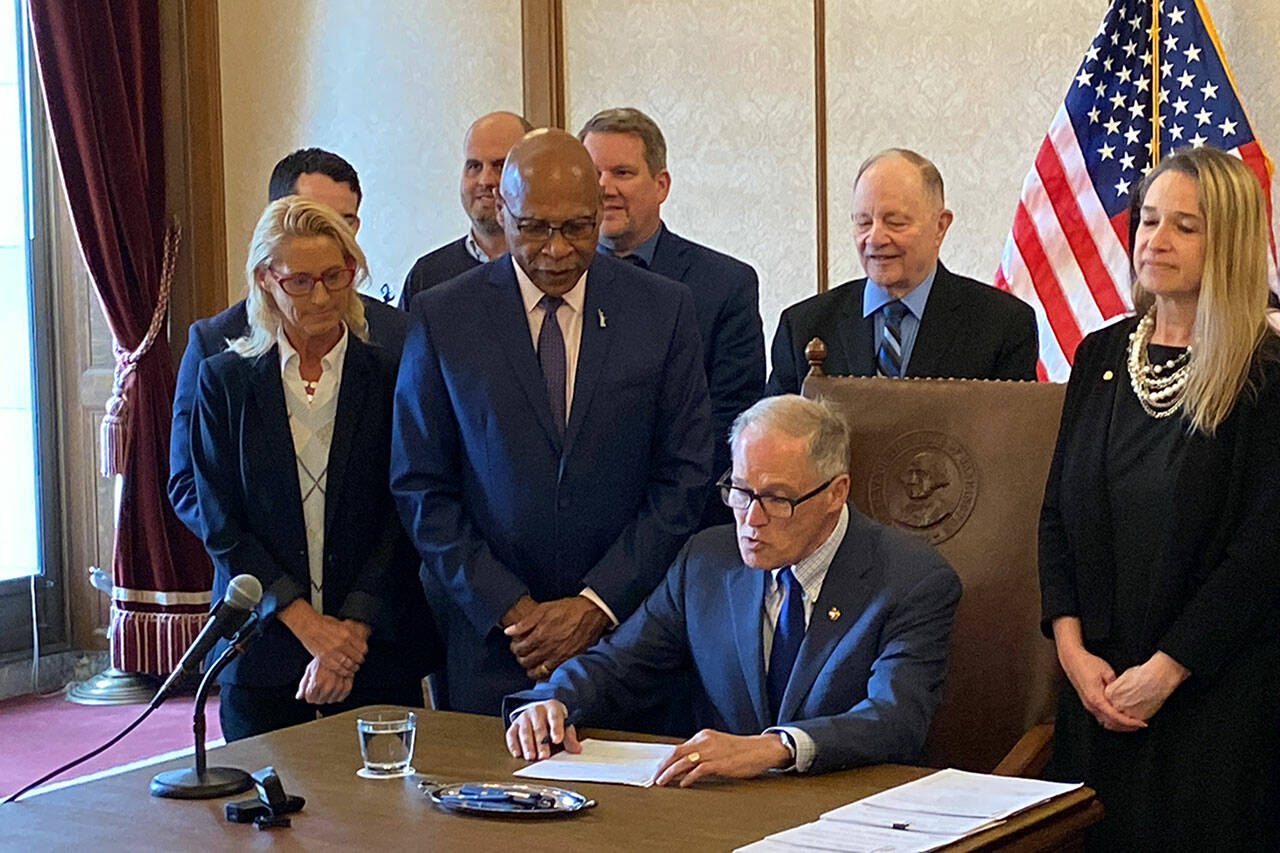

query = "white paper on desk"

[
  {"left": 821, "top": 800, "right": 1001, "bottom": 836},
  {"left": 512, "top": 738, "right": 676, "bottom": 787},
  {"left": 754, "top": 820, "right": 957, "bottom": 853},
  {"left": 857, "top": 768, "right": 1083, "bottom": 820}
]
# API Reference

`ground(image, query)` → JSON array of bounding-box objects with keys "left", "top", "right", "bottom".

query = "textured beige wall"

[
  {"left": 217, "top": 0, "right": 522, "bottom": 304},
  {"left": 824, "top": 0, "right": 1280, "bottom": 290},
  {"left": 217, "top": 0, "right": 1278, "bottom": 330},
  {"left": 563, "top": 0, "right": 818, "bottom": 347}
]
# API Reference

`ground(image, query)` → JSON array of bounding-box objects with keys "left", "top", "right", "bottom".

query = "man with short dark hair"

[
  {"left": 392, "top": 129, "right": 712, "bottom": 716},
  {"left": 766, "top": 148, "right": 1038, "bottom": 396},
  {"left": 504, "top": 395, "right": 961, "bottom": 782},
  {"left": 579, "top": 107, "right": 764, "bottom": 528},
  {"left": 169, "top": 148, "right": 409, "bottom": 535},
  {"left": 398, "top": 111, "right": 533, "bottom": 309}
]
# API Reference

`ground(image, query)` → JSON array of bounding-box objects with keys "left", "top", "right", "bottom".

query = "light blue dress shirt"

[
  {"left": 862, "top": 268, "right": 938, "bottom": 376},
  {"left": 598, "top": 223, "right": 663, "bottom": 267}
]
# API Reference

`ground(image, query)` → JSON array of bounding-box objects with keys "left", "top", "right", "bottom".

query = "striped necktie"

[{"left": 876, "top": 300, "right": 909, "bottom": 378}]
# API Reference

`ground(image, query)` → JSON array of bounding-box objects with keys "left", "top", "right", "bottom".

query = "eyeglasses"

[
  {"left": 716, "top": 472, "right": 836, "bottom": 520},
  {"left": 514, "top": 217, "right": 598, "bottom": 242},
  {"left": 267, "top": 265, "right": 355, "bottom": 296}
]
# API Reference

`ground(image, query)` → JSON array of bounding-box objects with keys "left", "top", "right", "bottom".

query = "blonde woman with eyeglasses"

[{"left": 190, "top": 197, "right": 433, "bottom": 740}]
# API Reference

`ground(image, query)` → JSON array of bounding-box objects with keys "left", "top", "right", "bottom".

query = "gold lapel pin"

[
  {"left": 1102, "top": 370, "right": 1114, "bottom": 381},
  {"left": 827, "top": 607, "right": 841, "bottom": 622}
]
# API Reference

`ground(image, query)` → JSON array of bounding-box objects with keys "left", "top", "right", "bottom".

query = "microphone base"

[{"left": 150, "top": 766, "right": 253, "bottom": 799}]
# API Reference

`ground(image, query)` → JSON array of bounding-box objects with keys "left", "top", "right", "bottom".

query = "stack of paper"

[
  {"left": 736, "top": 768, "right": 1082, "bottom": 852},
  {"left": 512, "top": 738, "right": 676, "bottom": 788}
]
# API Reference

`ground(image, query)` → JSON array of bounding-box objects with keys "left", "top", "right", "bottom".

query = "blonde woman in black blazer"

[
  {"left": 1039, "top": 147, "right": 1280, "bottom": 850},
  {"left": 192, "top": 198, "right": 433, "bottom": 740}
]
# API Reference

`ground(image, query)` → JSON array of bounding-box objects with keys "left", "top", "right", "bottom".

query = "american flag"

[{"left": 995, "top": 0, "right": 1277, "bottom": 381}]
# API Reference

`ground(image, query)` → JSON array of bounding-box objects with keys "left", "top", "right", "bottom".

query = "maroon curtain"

[{"left": 30, "top": 0, "right": 211, "bottom": 673}]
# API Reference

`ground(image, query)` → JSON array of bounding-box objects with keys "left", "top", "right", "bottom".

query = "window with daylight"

[{"left": 0, "top": 0, "right": 62, "bottom": 655}]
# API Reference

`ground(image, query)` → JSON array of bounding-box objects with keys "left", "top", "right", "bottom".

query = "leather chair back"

[{"left": 803, "top": 360, "right": 1065, "bottom": 771}]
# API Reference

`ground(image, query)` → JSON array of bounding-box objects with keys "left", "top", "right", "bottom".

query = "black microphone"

[{"left": 151, "top": 574, "right": 263, "bottom": 707}]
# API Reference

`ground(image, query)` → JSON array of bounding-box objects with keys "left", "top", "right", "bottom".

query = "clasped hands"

[
  {"left": 501, "top": 594, "right": 610, "bottom": 681},
  {"left": 280, "top": 599, "right": 371, "bottom": 705},
  {"left": 1061, "top": 645, "right": 1190, "bottom": 732},
  {"left": 506, "top": 700, "right": 793, "bottom": 787}
]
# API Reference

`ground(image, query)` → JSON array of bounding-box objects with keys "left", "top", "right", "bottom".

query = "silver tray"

[{"left": 423, "top": 780, "right": 596, "bottom": 817}]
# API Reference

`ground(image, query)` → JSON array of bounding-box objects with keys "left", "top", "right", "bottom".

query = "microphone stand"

[{"left": 150, "top": 614, "right": 261, "bottom": 799}]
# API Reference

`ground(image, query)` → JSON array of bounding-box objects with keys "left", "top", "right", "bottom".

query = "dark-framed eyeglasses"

[
  {"left": 715, "top": 471, "right": 836, "bottom": 520},
  {"left": 267, "top": 265, "right": 355, "bottom": 297},
  {"left": 514, "top": 216, "right": 598, "bottom": 242}
]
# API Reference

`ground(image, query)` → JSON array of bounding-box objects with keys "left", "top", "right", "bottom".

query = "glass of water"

[{"left": 356, "top": 710, "right": 417, "bottom": 779}]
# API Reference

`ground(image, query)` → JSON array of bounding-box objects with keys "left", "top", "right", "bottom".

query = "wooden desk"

[{"left": 1, "top": 709, "right": 1099, "bottom": 851}]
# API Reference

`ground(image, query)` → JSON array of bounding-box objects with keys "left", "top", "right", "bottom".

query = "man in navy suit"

[
  {"left": 505, "top": 395, "right": 961, "bottom": 782},
  {"left": 766, "top": 149, "right": 1038, "bottom": 396},
  {"left": 580, "top": 108, "right": 764, "bottom": 528},
  {"left": 398, "top": 111, "right": 532, "bottom": 308},
  {"left": 169, "top": 148, "right": 409, "bottom": 535},
  {"left": 392, "top": 129, "right": 712, "bottom": 716}
]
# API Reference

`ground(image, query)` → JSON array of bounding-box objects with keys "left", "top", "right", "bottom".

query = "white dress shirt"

[
  {"left": 278, "top": 326, "right": 348, "bottom": 615},
  {"left": 762, "top": 505, "right": 850, "bottom": 773},
  {"left": 512, "top": 260, "right": 616, "bottom": 628}
]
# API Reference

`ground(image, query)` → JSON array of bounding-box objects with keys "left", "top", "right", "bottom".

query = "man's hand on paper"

[
  {"left": 507, "top": 699, "right": 582, "bottom": 761},
  {"left": 652, "top": 729, "right": 792, "bottom": 788}
]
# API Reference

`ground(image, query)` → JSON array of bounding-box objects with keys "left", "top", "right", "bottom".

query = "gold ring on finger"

[{"left": 686, "top": 752, "right": 701, "bottom": 764}]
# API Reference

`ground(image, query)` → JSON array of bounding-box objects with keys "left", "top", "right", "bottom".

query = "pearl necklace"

[{"left": 1126, "top": 309, "right": 1191, "bottom": 419}]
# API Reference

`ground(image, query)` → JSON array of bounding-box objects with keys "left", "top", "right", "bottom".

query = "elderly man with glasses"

[
  {"left": 392, "top": 129, "right": 711, "bottom": 718},
  {"left": 503, "top": 394, "right": 961, "bottom": 783}
]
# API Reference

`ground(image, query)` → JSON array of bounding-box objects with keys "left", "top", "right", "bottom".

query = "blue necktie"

[
  {"left": 537, "top": 295, "right": 566, "bottom": 434},
  {"left": 766, "top": 568, "right": 806, "bottom": 724},
  {"left": 876, "top": 300, "right": 909, "bottom": 377}
]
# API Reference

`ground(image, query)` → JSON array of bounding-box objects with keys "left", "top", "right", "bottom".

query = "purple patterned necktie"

[{"left": 537, "top": 295, "right": 566, "bottom": 434}]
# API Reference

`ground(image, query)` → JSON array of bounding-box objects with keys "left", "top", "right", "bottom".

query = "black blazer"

[
  {"left": 765, "top": 263, "right": 1039, "bottom": 396},
  {"left": 169, "top": 295, "right": 408, "bottom": 535},
  {"left": 1039, "top": 317, "right": 1280, "bottom": 683},
  {"left": 191, "top": 334, "right": 435, "bottom": 688},
  {"left": 398, "top": 236, "right": 483, "bottom": 309}
]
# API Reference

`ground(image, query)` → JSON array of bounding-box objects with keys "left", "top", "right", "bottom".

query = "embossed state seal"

[{"left": 867, "top": 430, "right": 978, "bottom": 545}]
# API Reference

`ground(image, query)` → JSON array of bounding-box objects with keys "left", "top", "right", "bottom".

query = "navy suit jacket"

[
  {"left": 398, "top": 236, "right": 483, "bottom": 309},
  {"left": 506, "top": 508, "right": 962, "bottom": 773},
  {"left": 765, "top": 263, "right": 1039, "bottom": 396},
  {"left": 169, "top": 295, "right": 408, "bottom": 535},
  {"left": 190, "top": 336, "right": 435, "bottom": 688},
  {"left": 391, "top": 254, "right": 713, "bottom": 715},
  {"left": 649, "top": 227, "right": 764, "bottom": 526}
]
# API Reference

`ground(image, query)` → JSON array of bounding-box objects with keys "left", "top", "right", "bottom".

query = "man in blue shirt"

[
  {"left": 766, "top": 149, "right": 1038, "bottom": 395},
  {"left": 580, "top": 108, "right": 764, "bottom": 529},
  {"left": 504, "top": 395, "right": 960, "bottom": 782}
]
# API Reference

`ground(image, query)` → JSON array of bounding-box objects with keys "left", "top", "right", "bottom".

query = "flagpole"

[{"left": 1150, "top": 0, "right": 1161, "bottom": 164}]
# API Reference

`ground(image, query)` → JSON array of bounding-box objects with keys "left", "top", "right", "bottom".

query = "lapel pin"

[
  {"left": 827, "top": 607, "right": 841, "bottom": 622},
  {"left": 598, "top": 308, "right": 607, "bottom": 328},
  {"left": 1102, "top": 370, "right": 1114, "bottom": 381}
]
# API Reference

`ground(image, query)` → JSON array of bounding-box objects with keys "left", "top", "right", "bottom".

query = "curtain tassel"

[{"left": 99, "top": 222, "right": 181, "bottom": 478}]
